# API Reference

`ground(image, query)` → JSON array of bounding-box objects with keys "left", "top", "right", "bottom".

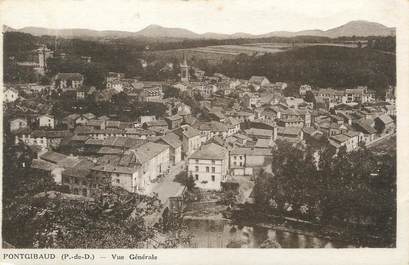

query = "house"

[
  {"left": 138, "top": 115, "right": 156, "bottom": 125},
  {"left": 76, "top": 86, "right": 96, "bottom": 100},
  {"left": 249, "top": 76, "right": 270, "bottom": 90},
  {"left": 299, "top": 85, "right": 312, "bottom": 96},
  {"left": 254, "top": 138, "right": 273, "bottom": 149},
  {"left": 85, "top": 119, "right": 106, "bottom": 130},
  {"left": 270, "top": 82, "right": 287, "bottom": 91},
  {"left": 329, "top": 131, "right": 362, "bottom": 153},
  {"left": 129, "top": 142, "right": 170, "bottom": 192},
  {"left": 374, "top": 114, "right": 395, "bottom": 134},
  {"left": 92, "top": 142, "right": 169, "bottom": 194},
  {"left": 302, "top": 127, "right": 326, "bottom": 147},
  {"left": 10, "top": 117, "right": 28, "bottom": 132},
  {"left": 242, "top": 93, "right": 260, "bottom": 109},
  {"left": 352, "top": 119, "right": 377, "bottom": 145},
  {"left": 31, "top": 159, "right": 64, "bottom": 184},
  {"left": 230, "top": 147, "right": 272, "bottom": 176},
  {"left": 173, "top": 124, "right": 201, "bottom": 158},
  {"left": 139, "top": 82, "right": 163, "bottom": 102},
  {"left": 316, "top": 88, "right": 347, "bottom": 105},
  {"left": 65, "top": 113, "right": 97, "bottom": 128},
  {"left": 385, "top": 85, "right": 396, "bottom": 103},
  {"left": 38, "top": 114, "right": 55, "bottom": 129},
  {"left": 228, "top": 111, "right": 255, "bottom": 122},
  {"left": 274, "top": 126, "right": 304, "bottom": 143},
  {"left": 276, "top": 116, "right": 304, "bottom": 127},
  {"left": 94, "top": 89, "right": 117, "bottom": 103},
  {"left": 195, "top": 84, "right": 217, "bottom": 98},
  {"left": 63, "top": 113, "right": 81, "bottom": 129},
  {"left": 196, "top": 121, "right": 228, "bottom": 143},
  {"left": 4, "top": 87, "right": 19, "bottom": 103},
  {"left": 281, "top": 97, "right": 307, "bottom": 109},
  {"left": 84, "top": 136, "right": 146, "bottom": 155},
  {"left": 14, "top": 129, "right": 73, "bottom": 149},
  {"left": 345, "top": 87, "right": 375, "bottom": 103},
  {"left": 225, "top": 117, "right": 241, "bottom": 136},
  {"left": 245, "top": 128, "right": 273, "bottom": 140},
  {"left": 53, "top": 73, "right": 84, "bottom": 90},
  {"left": 91, "top": 165, "right": 140, "bottom": 193},
  {"left": 165, "top": 114, "right": 183, "bottom": 130},
  {"left": 155, "top": 132, "right": 182, "bottom": 165},
  {"left": 106, "top": 72, "right": 125, "bottom": 83},
  {"left": 106, "top": 79, "right": 124, "bottom": 92},
  {"left": 188, "top": 143, "right": 229, "bottom": 190}
]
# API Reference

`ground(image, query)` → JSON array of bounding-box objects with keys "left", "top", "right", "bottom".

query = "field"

[
  {"left": 148, "top": 43, "right": 297, "bottom": 64},
  {"left": 149, "top": 42, "right": 364, "bottom": 64}
]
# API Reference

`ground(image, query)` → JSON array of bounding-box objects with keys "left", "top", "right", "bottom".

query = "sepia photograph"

[{"left": 0, "top": 0, "right": 406, "bottom": 259}]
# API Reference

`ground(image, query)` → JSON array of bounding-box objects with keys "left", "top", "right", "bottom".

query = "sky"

[{"left": 0, "top": 0, "right": 399, "bottom": 34}]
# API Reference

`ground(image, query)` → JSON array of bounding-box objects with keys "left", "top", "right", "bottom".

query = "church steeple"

[{"left": 180, "top": 54, "right": 189, "bottom": 83}]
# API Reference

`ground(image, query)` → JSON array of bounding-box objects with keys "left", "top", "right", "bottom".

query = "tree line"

[{"left": 250, "top": 141, "right": 396, "bottom": 246}]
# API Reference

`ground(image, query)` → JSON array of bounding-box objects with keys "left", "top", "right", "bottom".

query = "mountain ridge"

[{"left": 3, "top": 20, "right": 395, "bottom": 40}]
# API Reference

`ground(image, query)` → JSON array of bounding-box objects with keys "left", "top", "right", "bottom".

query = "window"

[
  {"left": 211, "top": 175, "right": 215, "bottom": 182},
  {"left": 206, "top": 167, "right": 209, "bottom": 173},
  {"left": 74, "top": 178, "right": 79, "bottom": 184},
  {"left": 239, "top": 156, "right": 243, "bottom": 160},
  {"left": 212, "top": 167, "right": 215, "bottom": 173},
  {"left": 195, "top": 166, "right": 199, "bottom": 172},
  {"left": 211, "top": 160, "right": 215, "bottom": 165},
  {"left": 234, "top": 162, "right": 237, "bottom": 166},
  {"left": 116, "top": 179, "right": 120, "bottom": 184},
  {"left": 234, "top": 156, "right": 237, "bottom": 160},
  {"left": 195, "top": 174, "right": 199, "bottom": 180},
  {"left": 239, "top": 162, "right": 243, "bottom": 166},
  {"left": 195, "top": 159, "right": 199, "bottom": 163}
]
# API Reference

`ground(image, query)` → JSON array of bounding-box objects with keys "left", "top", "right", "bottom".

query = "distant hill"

[
  {"left": 324, "top": 20, "right": 395, "bottom": 38},
  {"left": 5, "top": 20, "right": 395, "bottom": 40},
  {"left": 135, "top": 24, "right": 201, "bottom": 39}
]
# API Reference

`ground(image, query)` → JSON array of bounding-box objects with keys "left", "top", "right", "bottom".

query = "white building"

[
  {"left": 10, "top": 118, "right": 28, "bottom": 132},
  {"left": 39, "top": 114, "right": 55, "bottom": 129},
  {"left": 4, "top": 87, "right": 19, "bottom": 103},
  {"left": 188, "top": 143, "right": 229, "bottom": 190}
]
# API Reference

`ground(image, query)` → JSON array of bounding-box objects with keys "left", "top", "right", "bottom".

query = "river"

[{"left": 185, "top": 218, "right": 356, "bottom": 248}]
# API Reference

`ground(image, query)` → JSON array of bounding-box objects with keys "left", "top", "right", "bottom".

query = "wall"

[{"left": 188, "top": 158, "right": 227, "bottom": 190}]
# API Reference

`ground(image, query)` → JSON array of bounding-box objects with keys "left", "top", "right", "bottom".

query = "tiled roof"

[
  {"left": 230, "top": 147, "right": 272, "bottom": 156},
  {"left": 40, "top": 151, "right": 67, "bottom": 164},
  {"left": 249, "top": 76, "right": 268, "bottom": 84},
  {"left": 173, "top": 125, "right": 200, "bottom": 138},
  {"left": 31, "top": 159, "right": 59, "bottom": 171},
  {"left": 62, "top": 167, "right": 90, "bottom": 179},
  {"left": 330, "top": 134, "right": 350, "bottom": 143},
  {"left": 131, "top": 142, "right": 169, "bottom": 164},
  {"left": 254, "top": 138, "right": 272, "bottom": 148},
  {"left": 197, "top": 121, "right": 228, "bottom": 132},
  {"left": 376, "top": 114, "right": 394, "bottom": 125},
  {"left": 189, "top": 143, "right": 228, "bottom": 160},
  {"left": 157, "top": 132, "right": 182, "bottom": 148},
  {"left": 245, "top": 128, "right": 273, "bottom": 138},
  {"left": 82, "top": 113, "right": 96, "bottom": 120},
  {"left": 353, "top": 119, "right": 376, "bottom": 134},
  {"left": 277, "top": 126, "right": 302, "bottom": 136},
  {"left": 92, "top": 164, "right": 138, "bottom": 175}
]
